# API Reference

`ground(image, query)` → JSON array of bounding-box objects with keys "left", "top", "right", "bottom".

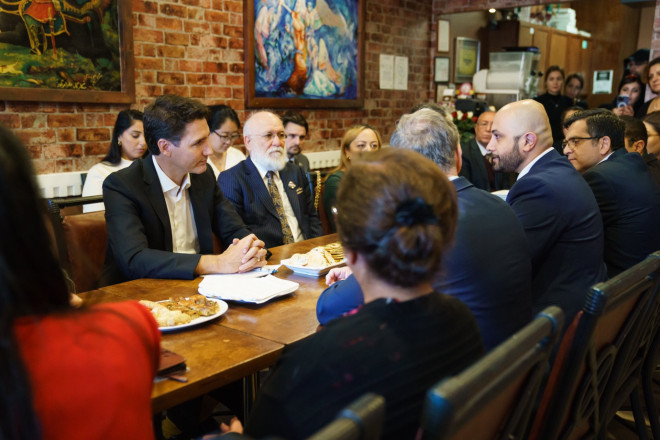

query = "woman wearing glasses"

[{"left": 207, "top": 105, "right": 246, "bottom": 177}]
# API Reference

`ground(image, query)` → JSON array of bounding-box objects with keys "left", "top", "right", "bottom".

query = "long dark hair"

[
  {"left": 102, "top": 109, "right": 144, "bottom": 165},
  {"left": 0, "top": 124, "right": 70, "bottom": 439},
  {"left": 615, "top": 74, "right": 644, "bottom": 113}
]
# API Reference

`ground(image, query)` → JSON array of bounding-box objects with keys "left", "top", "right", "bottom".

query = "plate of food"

[
  {"left": 139, "top": 294, "right": 228, "bottom": 332},
  {"left": 281, "top": 243, "right": 346, "bottom": 278}
]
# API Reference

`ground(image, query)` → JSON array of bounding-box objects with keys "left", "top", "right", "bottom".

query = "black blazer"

[
  {"left": 459, "top": 138, "right": 514, "bottom": 191},
  {"left": 507, "top": 149, "right": 608, "bottom": 322},
  {"left": 218, "top": 157, "right": 322, "bottom": 249},
  {"left": 583, "top": 148, "right": 660, "bottom": 277},
  {"left": 99, "top": 156, "right": 251, "bottom": 287}
]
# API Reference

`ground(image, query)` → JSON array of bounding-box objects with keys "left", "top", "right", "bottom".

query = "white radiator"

[
  {"left": 307, "top": 150, "right": 341, "bottom": 170},
  {"left": 37, "top": 172, "right": 84, "bottom": 198}
]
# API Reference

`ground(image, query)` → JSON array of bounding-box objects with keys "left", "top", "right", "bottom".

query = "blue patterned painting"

[{"left": 253, "top": 0, "right": 359, "bottom": 100}]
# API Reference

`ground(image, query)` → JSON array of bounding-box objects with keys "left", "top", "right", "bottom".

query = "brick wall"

[{"left": 0, "top": 0, "right": 434, "bottom": 174}]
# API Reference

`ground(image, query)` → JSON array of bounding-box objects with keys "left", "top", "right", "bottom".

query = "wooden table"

[{"left": 80, "top": 234, "right": 340, "bottom": 412}]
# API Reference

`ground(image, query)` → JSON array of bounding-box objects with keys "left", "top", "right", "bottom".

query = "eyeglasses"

[
  {"left": 562, "top": 136, "right": 601, "bottom": 150},
  {"left": 254, "top": 132, "right": 286, "bottom": 142},
  {"left": 212, "top": 131, "right": 241, "bottom": 142}
]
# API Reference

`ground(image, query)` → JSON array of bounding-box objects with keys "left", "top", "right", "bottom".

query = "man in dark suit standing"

[
  {"left": 459, "top": 110, "right": 515, "bottom": 191},
  {"left": 563, "top": 109, "right": 660, "bottom": 277},
  {"left": 219, "top": 111, "right": 322, "bottom": 249},
  {"left": 100, "top": 95, "right": 267, "bottom": 287},
  {"left": 316, "top": 108, "right": 532, "bottom": 351},
  {"left": 620, "top": 115, "right": 660, "bottom": 187},
  {"left": 282, "top": 111, "right": 311, "bottom": 173},
  {"left": 487, "top": 100, "right": 607, "bottom": 323}
]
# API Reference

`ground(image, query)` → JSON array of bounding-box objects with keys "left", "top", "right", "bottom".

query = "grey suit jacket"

[
  {"left": 99, "top": 155, "right": 251, "bottom": 286},
  {"left": 291, "top": 153, "right": 310, "bottom": 174}
]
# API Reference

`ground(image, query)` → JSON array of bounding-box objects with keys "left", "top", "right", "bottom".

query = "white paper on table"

[
  {"left": 198, "top": 274, "right": 299, "bottom": 304},
  {"left": 201, "top": 265, "right": 280, "bottom": 279}
]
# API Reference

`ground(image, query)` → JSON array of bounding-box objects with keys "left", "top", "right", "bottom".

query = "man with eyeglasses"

[
  {"left": 282, "top": 111, "right": 311, "bottom": 174},
  {"left": 99, "top": 95, "right": 267, "bottom": 287},
  {"left": 219, "top": 111, "right": 322, "bottom": 249},
  {"left": 487, "top": 99, "right": 606, "bottom": 324},
  {"left": 459, "top": 110, "right": 515, "bottom": 192},
  {"left": 563, "top": 108, "right": 660, "bottom": 277}
]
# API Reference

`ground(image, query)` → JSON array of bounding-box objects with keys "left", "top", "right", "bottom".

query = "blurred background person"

[
  {"left": 323, "top": 124, "right": 381, "bottom": 232},
  {"left": 564, "top": 73, "right": 588, "bottom": 109},
  {"left": 240, "top": 148, "right": 484, "bottom": 439},
  {"left": 82, "top": 109, "right": 146, "bottom": 212},
  {"left": 0, "top": 123, "right": 160, "bottom": 440},
  {"left": 601, "top": 74, "right": 644, "bottom": 118},
  {"left": 534, "top": 65, "right": 574, "bottom": 154},
  {"left": 639, "top": 57, "right": 660, "bottom": 116},
  {"left": 620, "top": 115, "right": 660, "bottom": 186},
  {"left": 207, "top": 105, "right": 246, "bottom": 177},
  {"left": 644, "top": 111, "right": 660, "bottom": 163},
  {"left": 282, "top": 110, "right": 311, "bottom": 173}
]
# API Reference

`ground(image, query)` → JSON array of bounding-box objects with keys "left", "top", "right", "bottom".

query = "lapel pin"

[{"left": 288, "top": 181, "right": 296, "bottom": 189}]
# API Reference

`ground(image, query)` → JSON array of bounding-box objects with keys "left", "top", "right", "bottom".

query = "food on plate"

[
  {"left": 289, "top": 245, "right": 341, "bottom": 268},
  {"left": 139, "top": 294, "right": 220, "bottom": 327},
  {"left": 323, "top": 242, "right": 344, "bottom": 261}
]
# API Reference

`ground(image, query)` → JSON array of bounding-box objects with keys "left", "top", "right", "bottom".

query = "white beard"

[{"left": 251, "top": 146, "right": 288, "bottom": 171}]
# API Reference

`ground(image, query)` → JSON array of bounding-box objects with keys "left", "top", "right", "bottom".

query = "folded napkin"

[{"left": 198, "top": 274, "right": 299, "bottom": 304}]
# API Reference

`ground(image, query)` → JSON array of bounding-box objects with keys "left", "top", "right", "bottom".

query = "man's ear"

[
  {"left": 158, "top": 139, "right": 172, "bottom": 157},
  {"left": 455, "top": 143, "right": 463, "bottom": 174},
  {"left": 345, "top": 248, "right": 358, "bottom": 265},
  {"left": 599, "top": 136, "right": 613, "bottom": 156},
  {"left": 632, "top": 139, "right": 646, "bottom": 154},
  {"left": 521, "top": 132, "right": 537, "bottom": 153}
]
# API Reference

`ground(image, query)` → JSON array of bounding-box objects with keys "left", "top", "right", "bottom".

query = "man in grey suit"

[
  {"left": 459, "top": 110, "right": 515, "bottom": 191},
  {"left": 219, "top": 111, "right": 322, "bottom": 249},
  {"left": 282, "top": 111, "right": 311, "bottom": 173},
  {"left": 100, "top": 95, "right": 267, "bottom": 287}
]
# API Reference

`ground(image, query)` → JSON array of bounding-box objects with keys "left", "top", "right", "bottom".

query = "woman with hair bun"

[{"left": 238, "top": 148, "right": 484, "bottom": 440}]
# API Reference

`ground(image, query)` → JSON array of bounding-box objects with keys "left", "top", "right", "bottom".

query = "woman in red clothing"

[{"left": 0, "top": 124, "right": 161, "bottom": 440}]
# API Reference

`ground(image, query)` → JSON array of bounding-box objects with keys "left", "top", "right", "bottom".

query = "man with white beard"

[{"left": 218, "top": 111, "right": 322, "bottom": 249}]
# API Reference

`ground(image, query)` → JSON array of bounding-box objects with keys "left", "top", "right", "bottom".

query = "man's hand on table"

[
  {"left": 195, "top": 234, "right": 268, "bottom": 275},
  {"left": 325, "top": 266, "right": 353, "bottom": 286}
]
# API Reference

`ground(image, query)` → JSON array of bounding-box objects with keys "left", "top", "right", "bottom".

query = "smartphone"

[{"left": 616, "top": 95, "right": 630, "bottom": 108}]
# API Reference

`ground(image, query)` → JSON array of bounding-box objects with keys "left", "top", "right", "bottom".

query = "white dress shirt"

[
  {"left": 152, "top": 156, "right": 199, "bottom": 254},
  {"left": 252, "top": 161, "right": 303, "bottom": 243}
]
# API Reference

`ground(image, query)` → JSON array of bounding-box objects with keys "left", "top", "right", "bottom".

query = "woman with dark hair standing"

[
  {"left": 601, "top": 74, "right": 645, "bottom": 118},
  {"left": 564, "top": 73, "right": 588, "bottom": 109},
  {"left": 207, "top": 105, "right": 246, "bottom": 177},
  {"left": 323, "top": 124, "right": 382, "bottom": 232},
  {"left": 534, "top": 65, "right": 574, "bottom": 153},
  {"left": 234, "top": 148, "right": 484, "bottom": 439},
  {"left": 82, "top": 109, "right": 146, "bottom": 212},
  {"left": 0, "top": 124, "right": 160, "bottom": 439}
]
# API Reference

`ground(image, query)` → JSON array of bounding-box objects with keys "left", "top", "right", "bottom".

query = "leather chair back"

[{"left": 61, "top": 211, "right": 107, "bottom": 293}]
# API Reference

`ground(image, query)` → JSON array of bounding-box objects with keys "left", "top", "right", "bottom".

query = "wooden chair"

[
  {"left": 222, "top": 393, "right": 385, "bottom": 440},
  {"left": 46, "top": 196, "right": 106, "bottom": 293},
  {"left": 418, "top": 306, "right": 564, "bottom": 440},
  {"left": 529, "top": 252, "right": 660, "bottom": 440}
]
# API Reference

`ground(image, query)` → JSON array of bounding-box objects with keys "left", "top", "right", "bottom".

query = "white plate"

[
  {"left": 280, "top": 258, "right": 346, "bottom": 278},
  {"left": 158, "top": 297, "right": 228, "bottom": 333}
]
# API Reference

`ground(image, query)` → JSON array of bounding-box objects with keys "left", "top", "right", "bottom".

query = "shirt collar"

[
  {"left": 597, "top": 151, "right": 614, "bottom": 165},
  {"left": 517, "top": 148, "right": 554, "bottom": 180},
  {"left": 476, "top": 141, "right": 488, "bottom": 156},
  {"left": 252, "top": 159, "right": 279, "bottom": 180},
  {"left": 152, "top": 155, "right": 191, "bottom": 194}
]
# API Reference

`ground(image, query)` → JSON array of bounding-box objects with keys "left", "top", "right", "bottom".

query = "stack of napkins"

[{"left": 198, "top": 274, "right": 299, "bottom": 304}]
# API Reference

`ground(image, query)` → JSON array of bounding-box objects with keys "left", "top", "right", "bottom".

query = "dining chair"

[
  {"left": 221, "top": 392, "right": 385, "bottom": 440},
  {"left": 418, "top": 305, "right": 564, "bottom": 440},
  {"left": 529, "top": 251, "right": 660, "bottom": 440}
]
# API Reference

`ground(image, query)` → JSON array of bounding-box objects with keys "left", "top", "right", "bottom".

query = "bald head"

[
  {"left": 244, "top": 111, "right": 282, "bottom": 137},
  {"left": 487, "top": 100, "right": 554, "bottom": 173}
]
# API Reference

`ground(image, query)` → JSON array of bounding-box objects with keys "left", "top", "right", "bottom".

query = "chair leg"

[
  {"left": 643, "top": 330, "right": 660, "bottom": 439},
  {"left": 631, "top": 387, "right": 650, "bottom": 440}
]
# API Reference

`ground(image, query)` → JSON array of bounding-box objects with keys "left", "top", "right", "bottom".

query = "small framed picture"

[
  {"left": 434, "top": 57, "right": 450, "bottom": 83},
  {"left": 454, "top": 37, "right": 480, "bottom": 83},
  {"left": 437, "top": 19, "right": 450, "bottom": 53}
]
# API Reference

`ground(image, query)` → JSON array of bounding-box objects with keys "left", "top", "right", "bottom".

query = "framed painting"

[
  {"left": 434, "top": 57, "right": 449, "bottom": 83},
  {"left": 245, "top": 0, "right": 365, "bottom": 109},
  {"left": 454, "top": 37, "right": 480, "bottom": 83},
  {"left": 0, "top": 0, "right": 134, "bottom": 104}
]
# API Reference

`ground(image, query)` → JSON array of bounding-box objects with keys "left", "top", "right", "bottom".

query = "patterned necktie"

[{"left": 266, "top": 171, "right": 294, "bottom": 244}]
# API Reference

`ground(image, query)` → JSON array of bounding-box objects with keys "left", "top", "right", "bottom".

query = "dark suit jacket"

[
  {"left": 99, "top": 156, "right": 252, "bottom": 287},
  {"left": 317, "top": 177, "right": 533, "bottom": 351},
  {"left": 583, "top": 148, "right": 660, "bottom": 277},
  {"left": 218, "top": 157, "right": 322, "bottom": 249},
  {"left": 291, "top": 153, "right": 310, "bottom": 174},
  {"left": 507, "top": 149, "right": 607, "bottom": 322},
  {"left": 644, "top": 153, "right": 660, "bottom": 187},
  {"left": 459, "top": 138, "right": 514, "bottom": 191}
]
